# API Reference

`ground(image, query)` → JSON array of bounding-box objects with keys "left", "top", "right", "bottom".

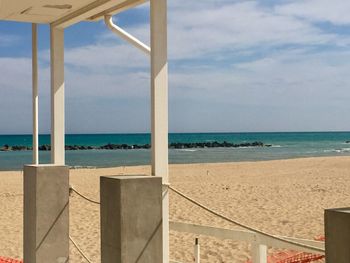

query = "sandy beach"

[{"left": 1, "top": 156, "right": 350, "bottom": 262}]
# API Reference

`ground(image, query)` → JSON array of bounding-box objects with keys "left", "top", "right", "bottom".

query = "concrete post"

[
  {"left": 100, "top": 175, "right": 163, "bottom": 263},
  {"left": 325, "top": 207, "right": 350, "bottom": 263},
  {"left": 23, "top": 165, "right": 69, "bottom": 263}
]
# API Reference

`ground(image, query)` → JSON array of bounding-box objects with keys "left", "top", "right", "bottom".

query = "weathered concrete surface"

[
  {"left": 100, "top": 175, "right": 163, "bottom": 263},
  {"left": 325, "top": 207, "right": 350, "bottom": 263},
  {"left": 24, "top": 165, "right": 69, "bottom": 263}
]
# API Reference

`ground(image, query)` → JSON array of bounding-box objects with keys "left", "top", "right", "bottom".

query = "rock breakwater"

[{"left": 0, "top": 141, "right": 269, "bottom": 151}]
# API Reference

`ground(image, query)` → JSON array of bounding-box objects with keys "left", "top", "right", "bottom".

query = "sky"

[{"left": 1, "top": 0, "right": 350, "bottom": 134}]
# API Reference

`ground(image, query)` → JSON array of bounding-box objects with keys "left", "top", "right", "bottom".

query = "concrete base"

[
  {"left": 325, "top": 207, "right": 350, "bottom": 263},
  {"left": 24, "top": 165, "right": 69, "bottom": 263},
  {"left": 100, "top": 175, "right": 163, "bottom": 263}
]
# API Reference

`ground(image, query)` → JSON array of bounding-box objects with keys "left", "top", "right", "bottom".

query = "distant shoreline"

[{"left": 1, "top": 132, "right": 350, "bottom": 171}]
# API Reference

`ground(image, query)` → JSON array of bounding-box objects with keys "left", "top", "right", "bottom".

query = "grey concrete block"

[
  {"left": 101, "top": 175, "right": 163, "bottom": 263},
  {"left": 24, "top": 165, "right": 69, "bottom": 263},
  {"left": 325, "top": 207, "right": 350, "bottom": 263}
]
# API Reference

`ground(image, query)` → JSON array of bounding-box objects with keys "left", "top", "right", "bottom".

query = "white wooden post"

[
  {"left": 252, "top": 242, "right": 267, "bottom": 263},
  {"left": 150, "top": 0, "right": 169, "bottom": 262},
  {"left": 32, "top": 23, "right": 39, "bottom": 165},
  {"left": 194, "top": 238, "right": 200, "bottom": 263},
  {"left": 50, "top": 26, "right": 65, "bottom": 165}
]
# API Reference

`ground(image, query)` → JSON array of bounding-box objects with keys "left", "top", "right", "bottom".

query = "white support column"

[
  {"left": 50, "top": 26, "right": 65, "bottom": 165},
  {"left": 32, "top": 23, "right": 39, "bottom": 165},
  {"left": 251, "top": 242, "right": 267, "bottom": 263},
  {"left": 194, "top": 238, "right": 200, "bottom": 263},
  {"left": 150, "top": 0, "right": 169, "bottom": 262}
]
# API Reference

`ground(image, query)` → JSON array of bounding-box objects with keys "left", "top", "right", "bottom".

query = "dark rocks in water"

[
  {"left": 0, "top": 144, "right": 11, "bottom": 151},
  {"left": 169, "top": 141, "right": 265, "bottom": 149},
  {"left": 12, "top": 145, "right": 30, "bottom": 151},
  {"left": 0, "top": 145, "right": 32, "bottom": 151},
  {"left": 1, "top": 141, "right": 267, "bottom": 151},
  {"left": 39, "top": 145, "right": 51, "bottom": 151},
  {"left": 346, "top": 141, "right": 350, "bottom": 144}
]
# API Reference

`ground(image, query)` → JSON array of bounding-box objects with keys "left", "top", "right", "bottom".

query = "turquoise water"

[{"left": 1, "top": 132, "right": 350, "bottom": 170}]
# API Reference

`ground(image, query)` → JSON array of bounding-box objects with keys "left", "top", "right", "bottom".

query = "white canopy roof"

[{"left": 0, "top": 0, "right": 146, "bottom": 27}]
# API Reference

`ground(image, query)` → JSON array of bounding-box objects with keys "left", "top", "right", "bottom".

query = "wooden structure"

[
  {"left": 169, "top": 221, "right": 325, "bottom": 263},
  {"left": 0, "top": 0, "right": 169, "bottom": 262}
]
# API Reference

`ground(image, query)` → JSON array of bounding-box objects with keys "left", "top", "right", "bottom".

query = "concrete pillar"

[
  {"left": 325, "top": 207, "right": 350, "bottom": 263},
  {"left": 100, "top": 175, "right": 163, "bottom": 263},
  {"left": 23, "top": 165, "right": 69, "bottom": 263}
]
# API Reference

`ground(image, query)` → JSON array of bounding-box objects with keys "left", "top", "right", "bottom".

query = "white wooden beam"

[
  {"left": 51, "top": 0, "right": 114, "bottom": 28},
  {"left": 89, "top": 0, "right": 147, "bottom": 21},
  {"left": 50, "top": 26, "right": 65, "bottom": 165},
  {"left": 51, "top": 0, "right": 146, "bottom": 29},
  {"left": 252, "top": 243, "right": 267, "bottom": 263},
  {"left": 169, "top": 221, "right": 325, "bottom": 254},
  {"left": 32, "top": 23, "right": 39, "bottom": 165},
  {"left": 150, "top": 0, "right": 169, "bottom": 262}
]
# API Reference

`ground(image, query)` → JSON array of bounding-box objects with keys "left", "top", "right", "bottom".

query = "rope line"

[
  {"left": 69, "top": 235, "right": 94, "bottom": 263},
  {"left": 169, "top": 186, "right": 325, "bottom": 253},
  {"left": 69, "top": 186, "right": 100, "bottom": 205}
]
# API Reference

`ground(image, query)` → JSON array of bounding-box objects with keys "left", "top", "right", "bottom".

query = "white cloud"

[
  {"left": 2, "top": 0, "right": 350, "bottom": 133},
  {"left": 123, "top": 0, "right": 350, "bottom": 60},
  {"left": 276, "top": 0, "right": 350, "bottom": 25},
  {"left": 0, "top": 33, "right": 20, "bottom": 47}
]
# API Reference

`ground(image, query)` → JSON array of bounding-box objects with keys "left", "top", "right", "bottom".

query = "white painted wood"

[
  {"left": 32, "top": 23, "right": 39, "bottom": 165},
  {"left": 52, "top": 0, "right": 144, "bottom": 28},
  {"left": 0, "top": 0, "right": 147, "bottom": 25},
  {"left": 89, "top": 0, "right": 147, "bottom": 21},
  {"left": 151, "top": 0, "right": 169, "bottom": 262},
  {"left": 50, "top": 26, "right": 65, "bottom": 165},
  {"left": 169, "top": 221, "right": 325, "bottom": 255},
  {"left": 104, "top": 15, "right": 151, "bottom": 55},
  {"left": 251, "top": 242, "right": 267, "bottom": 263},
  {"left": 170, "top": 221, "right": 256, "bottom": 243},
  {"left": 194, "top": 238, "right": 200, "bottom": 263}
]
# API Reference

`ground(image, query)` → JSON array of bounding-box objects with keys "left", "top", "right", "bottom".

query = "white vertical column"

[
  {"left": 252, "top": 242, "right": 267, "bottom": 263},
  {"left": 32, "top": 24, "right": 39, "bottom": 165},
  {"left": 150, "top": 0, "right": 169, "bottom": 262},
  {"left": 50, "top": 26, "right": 65, "bottom": 165},
  {"left": 194, "top": 238, "right": 200, "bottom": 263}
]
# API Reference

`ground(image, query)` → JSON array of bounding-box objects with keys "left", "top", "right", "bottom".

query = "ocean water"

[{"left": 1, "top": 132, "right": 350, "bottom": 171}]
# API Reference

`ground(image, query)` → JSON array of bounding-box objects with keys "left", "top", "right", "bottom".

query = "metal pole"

[
  {"left": 104, "top": 15, "right": 151, "bottom": 55},
  {"left": 252, "top": 242, "right": 267, "bottom": 263},
  {"left": 32, "top": 23, "right": 39, "bottom": 165},
  {"left": 194, "top": 238, "right": 200, "bottom": 263}
]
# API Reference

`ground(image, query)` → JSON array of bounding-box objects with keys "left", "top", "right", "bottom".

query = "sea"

[{"left": 1, "top": 132, "right": 350, "bottom": 171}]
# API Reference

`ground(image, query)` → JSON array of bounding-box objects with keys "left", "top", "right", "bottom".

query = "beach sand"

[{"left": 1, "top": 156, "right": 350, "bottom": 262}]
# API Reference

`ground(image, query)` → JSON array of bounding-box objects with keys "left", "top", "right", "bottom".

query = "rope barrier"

[
  {"left": 69, "top": 235, "right": 94, "bottom": 263},
  {"left": 168, "top": 185, "right": 325, "bottom": 253},
  {"left": 69, "top": 186, "right": 100, "bottom": 205},
  {"left": 68, "top": 183, "right": 325, "bottom": 255}
]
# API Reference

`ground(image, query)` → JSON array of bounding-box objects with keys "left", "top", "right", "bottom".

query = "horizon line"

[{"left": 1, "top": 130, "right": 350, "bottom": 136}]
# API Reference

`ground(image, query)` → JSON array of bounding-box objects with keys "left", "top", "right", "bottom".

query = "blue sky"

[{"left": 1, "top": 0, "right": 350, "bottom": 134}]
